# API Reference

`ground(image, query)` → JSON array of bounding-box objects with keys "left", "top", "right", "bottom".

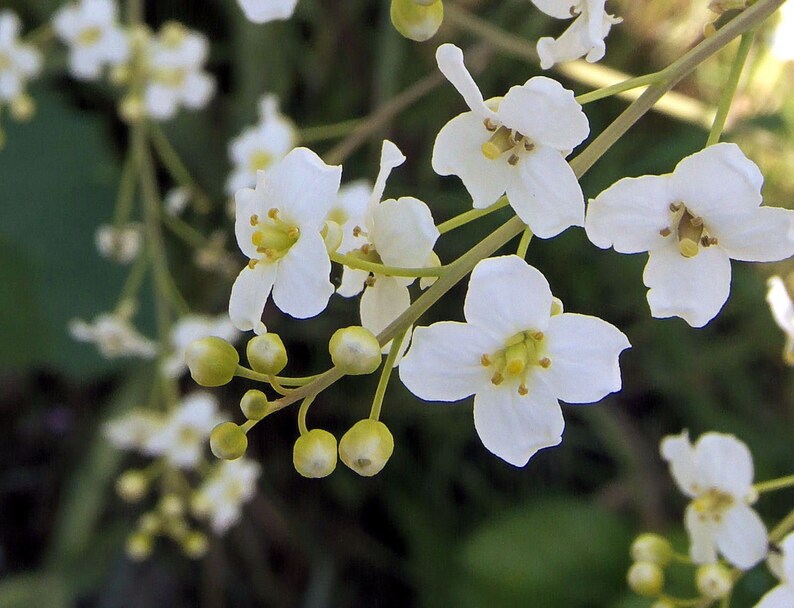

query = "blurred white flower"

[
  {"left": 193, "top": 458, "right": 261, "bottom": 534},
  {"left": 400, "top": 255, "right": 630, "bottom": 466},
  {"left": 164, "top": 187, "right": 191, "bottom": 216},
  {"left": 586, "top": 143, "right": 794, "bottom": 327},
  {"left": 755, "top": 533, "right": 794, "bottom": 607},
  {"left": 236, "top": 0, "right": 299, "bottom": 24},
  {"left": 52, "top": 0, "right": 129, "bottom": 80},
  {"left": 661, "top": 431, "right": 768, "bottom": 570},
  {"left": 766, "top": 276, "right": 794, "bottom": 366},
  {"left": 0, "top": 10, "right": 43, "bottom": 102},
  {"left": 162, "top": 314, "right": 241, "bottom": 378},
  {"left": 69, "top": 304, "right": 157, "bottom": 359},
  {"left": 432, "top": 43, "right": 589, "bottom": 239},
  {"left": 226, "top": 94, "right": 297, "bottom": 195},
  {"left": 103, "top": 409, "right": 164, "bottom": 451},
  {"left": 95, "top": 223, "right": 142, "bottom": 264},
  {"left": 326, "top": 179, "right": 371, "bottom": 255}
]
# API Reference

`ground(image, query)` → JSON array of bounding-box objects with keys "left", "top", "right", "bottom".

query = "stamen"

[
  {"left": 518, "top": 383, "right": 529, "bottom": 396},
  {"left": 531, "top": 331, "right": 544, "bottom": 341},
  {"left": 507, "top": 154, "right": 520, "bottom": 166},
  {"left": 247, "top": 259, "right": 258, "bottom": 270},
  {"left": 523, "top": 141, "right": 535, "bottom": 152},
  {"left": 480, "top": 354, "right": 491, "bottom": 366},
  {"left": 483, "top": 118, "right": 498, "bottom": 132},
  {"left": 539, "top": 357, "right": 551, "bottom": 369},
  {"left": 669, "top": 202, "right": 682, "bottom": 213},
  {"left": 490, "top": 371, "right": 504, "bottom": 386},
  {"left": 481, "top": 127, "right": 514, "bottom": 160},
  {"left": 287, "top": 227, "right": 300, "bottom": 239},
  {"left": 365, "top": 276, "right": 376, "bottom": 287},
  {"left": 352, "top": 226, "right": 363, "bottom": 237},
  {"left": 361, "top": 244, "right": 372, "bottom": 255},
  {"left": 249, "top": 214, "right": 259, "bottom": 227},
  {"left": 677, "top": 209, "right": 704, "bottom": 258},
  {"left": 659, "top": 227, "right": 672, "bottom": 237},
  {"left": 267, "top": 208, "right": 279, "bottom": 219}
]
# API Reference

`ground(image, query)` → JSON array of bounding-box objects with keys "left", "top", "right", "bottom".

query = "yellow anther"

[
  {"left": 518, "top": 383, "right": 529, "bottom": 396},
  {"left": 480, "top": 353, "right": 492, "bottom": 366},
  {"left": 531, "top": 331, "right": 544, "bottom": 341},
  {"left": 570, "top": 6, "right": 581, "bottom": 16},
  {"left": 490, "top": 371, "right": 504, "bottom": 385},
  {"left": 247, "top": 259, "right": 257, "bottom": 269},
  {"left": 702, "top": 236, "right": 718, "bottom": 247},
  {"left": 539, "top": 357, "right": 551, "bottom": 368},
  {"left": 659, "top": 227, "right": 672, "bottom": 237},
  {"left": 523, "top": 141, "right": 535, "bottom": 152},
  {"left": 353, "top": 225, "right": 363, "bottom": 237},
  {"left": 249, "top": 214, "right": 259, "bottom": 226},
  {"left": 361, "top": 243, "right": 372, "bottom": 254},
  {"left": 669, "top": 202, "right": 682, "bottom": 212},
  {"left": 268, "top": 208, "right": 279, "bottom": 219},
  {"left": 690, "top": 216, "right": 703, "bottom": 227},
  {"left": 365, "top": 276, "right": 376, "bottom": 287},
  {"left": 77, "top": 27, "right": 102, "bottom": 46},
  {"left": 483, "top": 118, "right": 498, "bottom": 132},
  {"left": 287, "top": 227, "right": 300, "bottom": 239}
]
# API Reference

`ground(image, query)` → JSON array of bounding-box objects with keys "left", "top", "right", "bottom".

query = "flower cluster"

[{"left": 0, "top": 10, "right": 42, "bottom": 121}]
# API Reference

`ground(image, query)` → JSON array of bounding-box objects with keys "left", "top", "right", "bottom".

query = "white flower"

[
  {"left": 531, "top": 0, "right": 622, "bottom": 70},
  {"left": 95, "top": 223, "right": 142, "bottom": 264},
  {"left": 193, "top": 458, "right": 261, "bottom": 534},
  {"left": 586, "top": 143, "right": 794, "bottom": 328},
  {"left": 766, "top": 276, "right": 794, "bottom": 365},
  {"left": 103, "top": 409, "right": 164, "bottom": 451},
  {"left": 0, "top": 10, "right": 42, "bottom": 102},
  {"left": 164, "top": 187, "right": 190, "bottom": 216},
  {"left": 52, "top": 0, "right": 129, "bottom": 80},
  {"left": 162, "top": 314, "right": 241, "bottom": 378},
  {"left": 660, "top": 431, "right": 768, "bottom": 570},
  {"left": 399, "top": 255, "right": 630, "bottom": 466},
  {"left": 145, "top": 392, "right": 225, "bottom": 469},
  {"left": 226, "top": 94, "right": 297, "bottom": 195},
  {"left": 229, "top": 147, "right": 342, "bottom": 334},
  {"left": 236, "top": 0, "right": 299, "bottom": 24},
  {"left": 432, "top": 43, "right": 589, "bottom": 239},
  {"left": 69, "top": 305, "right": 157, "bottom": 359},
  {"left": 142, "top": 22, "right": 215, "bottom": 121},
  {"left": 755, "top": 533, "right": 794, "bottom": 607},
  {"left": 327, "top": 179, "right": 371, "bottom": 256},
  {"left": 337, "top": 141, "right": 440, "bottom": 354}
]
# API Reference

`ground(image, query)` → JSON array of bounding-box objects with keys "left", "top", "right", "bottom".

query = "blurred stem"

[
  {"left": 160, "top": 209, "right": 207, "bottom": 249},
  {"left": 754, "top": 473, "right": 794, "bottom": 494},
  {"left": 436, "top": 196, "right": 510, "bottom": 234},
  {"left": 706, "top": 30, "right": 756, "bottom": 146},
  {"left": 26, "top": 24, "right": 54, "bottom": 47},
  {"left": 575, "top": 70, "right": 668, "bottom": 105},
  {"left": 113, "top": 149, "right": 138, "bottom": 227},
  {"left": 299, "top": 118, "right": 360, "bottom": 144},
  {"left": 126, "top": 0, "right": 143, "bottom": 24},
  {"left": 297, "top": 394, "right": 316, "bottom": 436},
  {"left": 148, "top": 123, "right": 212, "bottom": 213},
  {"left": 330, "top": 251, "right": 447, "bottom": 278},
  {"left": 770, "top": 508, "right": 794, "bottom": 543},
  {"left": 515, "top": 227, "right": 532, "bottom": 259},
  {"left": 117, "top": 249, "right": 149, "bottom": 305},
  {"left": 369, "top": 331, "right": 406, "bottom": 421}
]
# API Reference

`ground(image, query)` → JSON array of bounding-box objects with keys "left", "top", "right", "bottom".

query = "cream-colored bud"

[
  {"left": 696, "top": 563, "right": 733, "bottom": 599},
  {"left": 126, "top": 532, "right": 153, "bottom": 561},
  {"left": 631, "top": 533, "right": 673, "bottom": 566},
  {"left": 183, "top": 531, "right": 209, "bottom": 559},
  {"left": 293, "top": 429, "right": 338, "bottom": 478},
  {"left": 390, "top": 0, "right": 444, "bottom": 42},
  {"left": 329, "top": 326, "right": 382, "bottom": 375},
  {"left": 185, "top": 337, "right": 240, "bottom": 387},
  {"left": 116, "top": 470, "right": 149, "bottom": 503},
  {"left": 119, "top": 95, "right": 145, "bottom": 123},
  {"left": 240, "top": 389, "right": 271, "bottom": 421},
  {"left": 210, "top": 422, "right": 248, "bottom": 460},
  {"left": 109, "top": 65, "right": 131, "bottom": 86},
  {"left": 137, "top": 512, "right": 161, "bottom": 535},
  {"left": 627, "top": 561, "right": 664, "bottom": 597},
  {"left": 158, "top": 494, "right": 184, "bottom": 519},
  {"left": 246, "top": 334, "right": 288, "bottom": 375},
  {"left": 10, "top": 94, "right": 35, "bottom": 122},
  {"left": 339, "top": 419, "right": 394, "bottom": 477}
]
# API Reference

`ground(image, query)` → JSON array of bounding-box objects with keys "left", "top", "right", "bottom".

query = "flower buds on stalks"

[
  {"left": 696, "top": 563, "right": 733, "bottom": 600},
  {"left": 246, "top": 333, "right": 287, "bottom": 375},
  {"left": 329, "top": 326, "right": 382, "bottom": 375},
  {"left": 126, "top": 531, "right": 154, "bottom": 561},
  {"left": 293, "top": 429, "right": 338, "bottom": 478},
  {"left": 627, "top": 561, "right": 665, "bottom": 597},
  {"left": 240, "top": 389, "right": 272, "bottom": 421},
  {"left": 182, "top": 531, "right": 209, "bottom": 559},
  {"left": 631, "top": 533, "right": 673, "bottom": 566},
  {"left": 339, "top": 419, "right": 394, "bottom": 477},
  {"left": 390, "top": 0, "right": 443, "bottom": 42},
  {"left": 115, "top": 469, "right": 149, "bottom": 503},
  {"left": 210, "top": 422, "right": 248, "bottom": 460},
  {"left": 186, "top": 337, "right": 239, "bottom": 387}
]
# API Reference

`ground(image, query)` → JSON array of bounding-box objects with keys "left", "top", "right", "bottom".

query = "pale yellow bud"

[
  {"left": 210, "top": 422, "right": 248, "bottom": 460},
  {"left": 115, "top": 469, "right": 149, "bottom": 503},
  {"left": 696, "top": 563, "right": 733, "bottom": 600},
  {"left": 339, "top": 419, "right": 394, "bottom": 477},
  {"left": 240, "top": 389, "right": 271, "bottom": 421},
  {"left": 185, "top": 336, "right": 240, "bottom": 387},
  {"left": 183, "top": 531, "right": 209, "bottom": 559},
  {"left": 329, "top": 326, "right": 382, "bottom": 375},
  {"left": 10, "top": 94, "right": 35, "bottom": 122},
  {"left": 390, "top": 0, "right": 444, "bottom": 42},
  {"left": 631, "top": 533, "right": 673, "bottom": 566},
  {"left": 119, "top": 95, "right": 145, "bottom": 123},
  {"left": 293, "top": 429, "right": 338, "bottom": 478},
  {"left": 246, "top": 333, "right": 288, "bottom": 375},
  {"left": 109, "top": 65, "right": 131, "bottom": 86},
  {"left": 126, "top": 532, "right": 153, "bottom": 561},
  {"left": 627, "top": 561, "right": 664, "bottom": 597},
  {"left": 158, "top": 494, "right": 184, "bottom": 519},
  {"left": 137, "top": 512, "right": 161, "bottom": 535}
]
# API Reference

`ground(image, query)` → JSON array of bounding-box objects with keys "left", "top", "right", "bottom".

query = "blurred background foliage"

[{"left": 1, "top": 0, "right": 793, "bottom": 606}]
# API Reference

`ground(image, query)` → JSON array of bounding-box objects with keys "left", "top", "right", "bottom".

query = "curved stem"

[
  {"left": 436, "top": 196, "right": 510, "bottom": 234},
  {"left": 575, "top": 70, "right": 668, "bottom": 105},
  {"left": 297, "top": 394, "right": 316, "bottom": 436},
  {"left": 299, "top": 118, "right": 361, "bottom": 144},
  {"left": 267, "top": 375, "right": 291, "bottom": 396},
  {"left": 160, "top": 209, "right": 207, "bottom": 249},
  {"left": 113, "top": 150, "right": 138, "bottom": 227},
  {"left": 369, "top": 331, "right": 407, "bottom": 421},
  {"left": 770, "top": 508, "right": 794, "bottom": 544},
  {"left": 754, "top": 473, "right": 794, "bottom": 494},
  {"left": 117, "top": 249, "right": 150, "bottom": 305},
  {"left": 515, "top": 227, "right": 533, "bottom": 259},
  {"left": 330, "top": 251, "right": 447, "bottom": 278}
]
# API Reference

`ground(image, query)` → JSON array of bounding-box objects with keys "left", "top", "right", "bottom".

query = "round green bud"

[
  {"left": 293, "top": 429, "right": 338, "bottom": 478},
  {"left": 631, "top": 533, "right": 673, "bottom": 566},
  {"left": 329, "top": 326, "right": 382, "bottom": 375},
  {"left": 246, "top": 333, "right": 288, "bottom": 375},
  {"left": 627, "top": 561, "right": 664, "bottom": 597},
  {"left": 240, "top": 389, "right": 271, "bottom": 421},
  {"left": 158, "top": 494, "right": 184, "bottom": 519},
  {"left": 390, "top": 0, "right": 443, "bottom": 42},
  {"left": 183, "top": 531, "right": 209, "bottom": 559},
  {"left": 116, "top": 469, "right": 149, "bottom": 503},
  {"left": 339, "top": 419, "right": 394, "bottom": 477},
  {"left": 185, "top": 336, "right": 240, "bottom": 387},
  {"left": 696, "top": 563, "right": 733, "bottom": 600},
  {"left": 126, "top": 532, "right": 153, "bottom": 562},
  {"left": 210, "top": 422, "right": 248, "bottom": 460}
]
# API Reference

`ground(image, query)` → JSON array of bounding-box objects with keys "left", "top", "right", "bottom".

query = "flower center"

[
  {"left": 480, "top": 330, "right": 551, "bottom": 396},
  {"left": 248, "top": 208, "right": 300, "bottom": 266},
  {"left": 77, "top": 26, "right": 103, "bottom": 46},
  {"left": 0, "top": 53, "right": 11, "bottom": 71},
  {"left": 658, "top": 203, "right": 719, "bottom": 258},
  {"left": 692, "top": 488, "right": 734, "bottom": 523},
  {"left": 248, "top": 150, "right": 273, "bottom": 173},
  {"left": 480, "top": 121, "right": 536, "bottom": 166},
  {"left": 155, "top": 67, "right": 187, "bottom": 88}
]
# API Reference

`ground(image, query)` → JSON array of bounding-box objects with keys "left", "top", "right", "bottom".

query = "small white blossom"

[
  {"left": 164, "top": 187, "right": 190, "bottom": 216},
  {"left": 586, "top": 143, "right": 794, "bottom": 327},
  {"left": 52, "top": 0, "right": 129, "bottom": 80},
  {"left": 399, "top": 255, "right": 630, "bottom": 466},
  {"left": 226, "top": 94, "right": 297, "bottom": 195},
  {"left": 432, "top": 44, "right": 589, "bottom": 239},
  {"left": 661, "top": 431, "right": 768, "bottom": 570},
  {"left": 766, "top": 276, "right": 794, "bottom": 365},
  {"left": 103, "top": 409, "right": 164, "bottom": 451},
  {"left": 531, "top": 0, "right": 622, "bottom": 70},
  {"left": 236, "top": 0, "right": 299, "bottom": 24},
  {"left": 0, "top": 10, "right": 42, "bottom": 102},
  {"left": 327, "top": 179, "right": 371, "bottom": 255},
  {"left": 162, "top": 314, "right": 241, "bottom": 378},
  {"left": 95, "top": 223, "right": 142, "bottom": 264},
  {"left": 193, "top": 458, "right": 261, "bottom": 534},
  {"left": 754, "top": 533, "right": 794, "bottom": 607},
  {"left": 69, "top": 305, "right": 157, "bottom": 359},
  {"left": 230, "top": 147, "right": 342, "bottom": 334}
]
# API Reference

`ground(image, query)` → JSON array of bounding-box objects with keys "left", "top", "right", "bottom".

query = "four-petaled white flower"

[
  {"left": 661, "top": 430, "right": 768, "bottom": 570},
  {"left": 52, "top": 0, "right": 129, "bottom": 80},
  {"left": 432, "top": 43, "right": 589, "bottom": 239},
  {"left": 230, "top": 147, "right": 342, "bottom": 334},
  {"left": 337, "top": 141, "right": 440, "bottom": 353},
  {"left": 0, "top": 10, "right": 43, "bottom": 102},
  {"left": 95, "top": 223, "right": 142, "bottom": 264},
  {"left": 163, "top": 314, "right": 241, "bottom": 378},
  {"left": 531, "top": 0, "right": 622, "bottom": 70},
  {"left": 192, "top": 458, "right": 261, "bottom": 534},
  {"left": 399, "top": 255, "right": 630, "bottom": 466},
  {"left": 754, "top": 532, "right": 794, "bottom": 608},
  {"left": 103, "top": 409, "right": 164, "bottom": 452},
  {"left": 766, "top": 276, "right": 794, "bottom": 366},
  {"left": 236, "top": 0, "right": 299, "bottom": 24},
  {"left": 586, "top": 143, "right": 794, "bottom": 328},
  {"left": 141, "top": 22, "right": 215, "bottom": 121},
  {"left": 69, "top": 304, "right": 157, "bottom": 359},
  {"left": 226, "top": 94, "right": 297, "bottom": 195},
  {"left": 145, "top": 392, "right": 225, "bottom": 469}
]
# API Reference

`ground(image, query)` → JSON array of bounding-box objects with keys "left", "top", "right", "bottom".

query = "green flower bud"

[
  {"left": 126, "top": 532, "right": 153, "bottom": 561},
  {"left": 246, "top": 334, "right": 288, "bottom": 375},
  {"left": 210, "top": 422, "right": 248, "bottom": 460},
  {"left": 631, "top": 533, "right": 673, "bottom": 566},
  {"left": 627, "top": 561, "right": 664, "bottom": 597},
  {"left": 339, "top": 419, "right": 394, "bottom": 477},
  {"left": 293, "top": 429, "right": 338, "bottom": 478},
  {"left": 390, "top": 0, "right": 443, "bottom": 42},
  {"left": 185, "top": 336, "right": 240, "bottom": 387},
  {"left": 183, "top": 531, "right": 209, "bottom": 559},
  {"left": 240, "top": 389, "right": 271, "bottom": 421},
  {"left": 329, "top": 326, "right": 382, "bottom": 375},
  {"left": 696, "top": 563, "right": 733, "bottom": 600},
  {"left": 116, "top": 469, "right": 149, "bottom": 503}
]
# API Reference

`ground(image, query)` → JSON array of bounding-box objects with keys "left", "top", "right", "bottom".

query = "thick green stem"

[
  {"left": 706, "top": 30, "right": 756, "bottom": 146},
  {"left": 369, "top": 331, "right": 407, "bottom": 421},
  {"left": 437, "top": 196, "right": 510, "bottom": 234},
  {"left": 515, "top": 227, "right": 533, "bottom": 259},
  {"left": 754, "top": 473, "right": 794, "bottom": 494}
]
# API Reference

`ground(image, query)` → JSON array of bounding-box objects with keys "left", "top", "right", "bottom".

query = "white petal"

[
  {"left": 660, "top": 431, "right": 700, "bottom": 497},
  {"left": 181, "top": 71, "right": 215, "bottom": 109},
  {"left": 369, "top": 140, "right": 406, "bottom": 208},
  {"left": 643, "top": 240, "right": 732, "bottom": 328},
  {"left": 0, "top": 72, "right": 20, "bottom": 99},
  {"left": 399, "top": 321, "right": 499, "bottom": 401},
  {"left": 530, "top": 0, "right": 580, "bottom": 19},
  {"left": 473, "top": 376, "right": 564, "bottom": 466},
  {"left": 371, "top": 197, "right": 439, "bottom": 269},
  {"left": 755, "top": 586, "right": 794, "bottom": 608},
  {"left": 432, "top": 111, "right": 512, "bottom": 208},
  {"left": 237, "top": 0, "right": 299, "bottom": 22},
  {"left": 69, "top": 48, "right": 103, "bottom": 80},
  {"left": 144, "top": 83, "right": 179, "bottom": 120},
  {"left": 542, "top": 313, "right": 630, "bottom": 404},
  {"left": 0, "top": 11, "right": 21, "bottom": 45},
  {"left": 464, "top": 255, "right": 552, "bottom": 339},
  {"left": 229, "top": 263, "right": 276, "bottom": 334},
  {"left": 585, "top": 175, "right": 673, "bottom": 253},
  {"left": 507, "top": 145, "right": 584, "bottom": 239},
  {"left": 360, "top": 277, "right": 411, "bottom": 339},
  {"left": 693, "top": 433, "right": 755, "bottom": 498},
  {"left": 685, "top": 504, "right": 719, "bottom": 564},
  {"left": 435, "top": 43, "right": 496, "bottom": 120},
  {"left": 497, "top": 77, "right": 589, "bottom": 152},
  {"left": 714, "top": 206, "right": 794, "bottom": 262},
  {"left": 272, "top": 233, "right": 332, "bottom": 319},
  {"left": 234, "top": 183, "right": 261, "bottom": 258},
  {"left": 537, "top": 7, "right": 617, "bottom": 69},
  {"left": 337, "top": 266, "right": 368, "bottom": 297},
  {"left": 715, "top": 504, "right": 768, "bottom": 570},
  {"left": 781, "top": 533, "right": 794, "bottom": 584}
]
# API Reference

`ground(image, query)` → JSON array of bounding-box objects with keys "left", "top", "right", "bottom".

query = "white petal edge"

[
  {"left": 229, "top": 263, "right": 276, "bottom": 334},
  {"left": 435, "top": 43, "right": 496, "bottom": 120}
]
